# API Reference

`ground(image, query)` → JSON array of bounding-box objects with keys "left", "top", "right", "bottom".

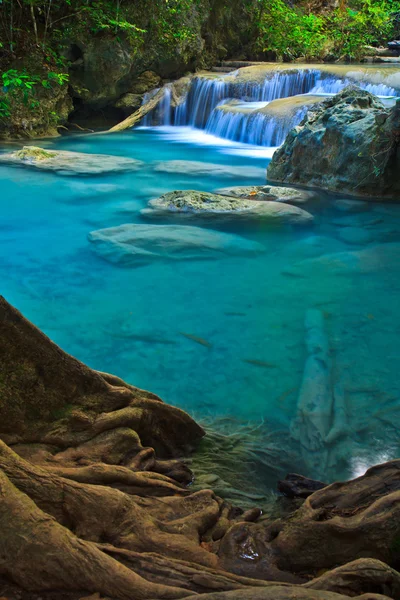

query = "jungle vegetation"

[{"left": 0, "top": 0, "right": 399, "bottom": 123}]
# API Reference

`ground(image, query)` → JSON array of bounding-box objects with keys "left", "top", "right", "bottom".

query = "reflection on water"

[{"left": 0, "top": 127, "right": 399, "bottom": 500}]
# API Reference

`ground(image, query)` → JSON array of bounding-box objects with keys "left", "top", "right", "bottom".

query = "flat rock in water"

[
  {"left": 88, "top": 223, "right": 265, "bottom": 265},
  {"left": 141, "top": 190, "right": 314, "bottom": 224},
  {"left": 0, "top": 146, "right": 143, "bottom": 176},
  {"left": 153, "top": 160, "right": 265, "bottom": 179},
  {"left": 215, "top": 185, "right": 315, "bottom": 205}
]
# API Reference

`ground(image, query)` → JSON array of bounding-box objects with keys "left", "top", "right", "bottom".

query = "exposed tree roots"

[{"left": 0, "top": 295, "right": 400, "bottom": 600}]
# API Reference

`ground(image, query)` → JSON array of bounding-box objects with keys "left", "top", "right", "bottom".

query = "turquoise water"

[{"left": 1, "top": 127, "right": 400, "bottom": 484}]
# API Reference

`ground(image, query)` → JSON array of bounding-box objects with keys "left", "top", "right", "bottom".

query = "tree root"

[{"left": 1, "top": 296, "right": 400, "bottom": 600}]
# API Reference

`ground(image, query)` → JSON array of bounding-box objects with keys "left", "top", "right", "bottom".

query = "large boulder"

[
  {"left": 268, "top": 87, "right": 400, "bottom": 199},
  {"left": 140, "top": 190, "right": 314, "bottom": 224},
  {"left": 88, "top": 223, "right": 265, "bottom": 265},
  {"left": 0, "top": 146, "right": 143, "bottom": 175}
]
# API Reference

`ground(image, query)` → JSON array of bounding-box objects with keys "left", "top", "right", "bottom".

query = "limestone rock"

[
  {"left": 153, "top": 160, "right": 266, "bottom": 179},
  {"left": 0, "top": 146, "right": 143, "bottom": 175},
  {"left": 141, "top": 190, "right": 314, "bottom": 224},
  {"left": 268, "top": 87, "right": 400, "bottom": 199},
  {"left": 88, "top": 223, "right": 265, "bottom": 265},
  {"left": 215, "top": 185, "right": 315, "bottom": 205},
  {"left": 68, "top": 38, "right": 135, "bottom": 107},
  {"left": 114, "top": 93, "right": 143, "bottom": 115},
  {"left": 130, "top": 71, "right": 162, "bottom": 95}
]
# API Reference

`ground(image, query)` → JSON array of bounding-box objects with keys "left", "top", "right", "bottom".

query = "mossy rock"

[{"left": 15, "top": 146, "right": 58, "bottom": 161}]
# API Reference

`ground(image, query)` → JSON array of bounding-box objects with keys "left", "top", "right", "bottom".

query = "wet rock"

[
  {"left": 0, "top": 146, "right": 143, "bottom": 176},
  {"left": 278, "top": 473, "right": 327, "bottom": 498},
  {"left": 215, "top": 185, "right": 315, "bottom": 205},
  {"left": 153, "top": 160, "right": 266, "bottom": 179},
  {"left": 88, "top": 223, "right": 265, "bottom": 265},
  {"left": 141, "top": 190, "right": 314, "bottom": 224},
  {"left": 268, "top": 87, "right": 400, "bottom": 199}
]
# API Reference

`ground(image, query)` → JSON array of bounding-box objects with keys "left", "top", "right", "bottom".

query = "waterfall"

[
  {"left": 174, "top": 70, "right": 319, "bottom": 129},
  {"left": 310, "top": 76, "right": 397, "bottom": 97},
  {"left": 138, "top": 65, "right": 400, "bottom": 147},
  {"left": 205, "top": 103, "right": 311, "bottom": 147},
  {"left": 141, "top": 86, "right": 172, "bottom": 126}
]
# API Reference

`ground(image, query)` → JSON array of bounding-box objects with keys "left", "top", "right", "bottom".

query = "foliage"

[
  {"left": 328, "top": 0, "right": 399, "bottom": 59},
  {"left": 0, "top": 68, "right": 69, "bottom": 123},
  {"left": 254, "top": 0, "right": 400, "bottom": 60},
  {"left": 0, "top": 0, "right": 400, "bottom": 127},
  {"left": 254, "top": 0, "right": 328, "bottom": 59}
]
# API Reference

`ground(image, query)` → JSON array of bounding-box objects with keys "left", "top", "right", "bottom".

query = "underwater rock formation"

[
  {"left": 0, "top": 296, "right": 400, "bottom": 599},
  {"left": 268, "top": 87, "right": 400, "bottom": 199},
  {"left": 141, "top": 190, "right": 314, "bottom": 225},
  {"left": 0, "top": 146, "right": 143, "bottom": 176},
  {"left": 153, "top": 160, "right": 265, "bottom": 179},
  {"left": 285, "top": 242, "right": 400, "bottom": 277},
  {"left": 88, "top": 223, "right": 265, "bottom": 266}
]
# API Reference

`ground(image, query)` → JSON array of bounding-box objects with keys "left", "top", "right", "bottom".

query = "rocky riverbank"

[{"left": 268, "top": 87, "right": 400, "bottom": 199}]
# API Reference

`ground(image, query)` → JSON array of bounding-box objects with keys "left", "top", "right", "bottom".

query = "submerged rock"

[
  {"left": 333, "top": 199, "right": 371, "bottom": 213},
  {"left": 0, "top": 146, "right": 143, "bottom": 175},
  {"left": 141, "top": 190, "right": 314, "bottom": 224},
  {"left": 88, "top": 223, "right": 265, "bottom": 265},
  {"left": 268, "top": 87, "right": 400, "bottom": 199},
  {"left": 337, "top": 227, "right": 373, "bottom": 245},
  {"left": 153, "top": 160, "right": 265, "bottom": 179},
  {"left": 286, "top": 242, "right": 400, "bottom": 277},
  {"left": 215, "top": 184, "right": 315, "bottom": 205}
]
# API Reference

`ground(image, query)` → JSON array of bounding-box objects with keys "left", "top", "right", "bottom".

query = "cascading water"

[
  {"left": 205, "top": 101, "right": 313, "bottom": 146},
  {"left": 141, "top": 85, "right": 173, "bottom": 126},
  {"left": 140, "top": 65, "right": 400, "bottom": 147},
  {"left": 309, "top": 76, "right": 398, "bottom": 97},
  {"left": 174, "top": 70, "right": 319, "bottom": 128}
]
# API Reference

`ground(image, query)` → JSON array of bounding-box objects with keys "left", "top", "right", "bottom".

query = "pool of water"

[{"left": 1, "top": 127, "right": 400, "bottom": 488}]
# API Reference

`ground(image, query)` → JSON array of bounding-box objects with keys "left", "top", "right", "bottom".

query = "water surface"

[{"left": 1, "top": 83, "right": 400, "bottom": 490}]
